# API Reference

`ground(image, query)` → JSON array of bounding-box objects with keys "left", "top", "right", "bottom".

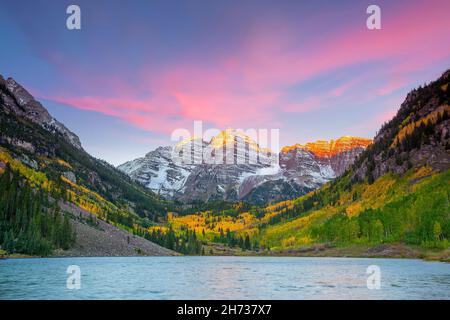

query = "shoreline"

[{"left": 2, "top": 244, "right": 449, "bottom": 262}]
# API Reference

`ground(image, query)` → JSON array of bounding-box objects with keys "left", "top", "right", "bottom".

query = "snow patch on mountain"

[{"left": 118, "top": 133, "right": 371, "bottom": 204}]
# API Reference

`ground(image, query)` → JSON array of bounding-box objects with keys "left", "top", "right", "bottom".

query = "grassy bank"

[{"left": 202, "top": 242, "right": 450, "bottom": 262}]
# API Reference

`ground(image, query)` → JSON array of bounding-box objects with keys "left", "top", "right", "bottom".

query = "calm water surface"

[{"left": 0, "top": 256, "right": 449, "bottom": 299}]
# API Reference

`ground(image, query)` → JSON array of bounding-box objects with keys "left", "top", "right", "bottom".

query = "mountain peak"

[
  {"left": 210, "top": 129, "right": 256, "bottom": 145},
  {"left": 209, "top": 129, "right": 274, "bottom": 155},
  {"left": 174, "top": 136, "right": 205, "bottom": 149},
  {"left": 0, "top": 75, "right": 83, "bottom": 150}
]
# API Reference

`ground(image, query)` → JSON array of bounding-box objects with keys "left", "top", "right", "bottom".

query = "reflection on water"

[{"left": 0, "top": 256, "right": 449, "bottom": 299}]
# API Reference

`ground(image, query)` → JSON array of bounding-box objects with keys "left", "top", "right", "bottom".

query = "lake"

[{"left": 0, "top": 256, "right": 449, "bottom": 299}]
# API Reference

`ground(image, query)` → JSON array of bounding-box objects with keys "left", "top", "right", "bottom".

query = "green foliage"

[
  {"left": 0, "top": 165, "right": 76, "bottom": 255},
  {"left": 0, "top": 107, "right": 171, "bottom": 221},
  {"left": 142, "top": 227, "right": 203, "bottom": 255},
  {"left": 312, "top": 170, "right": 450, "bottom": 247},
  {"left": 211, "top": 227, "right": 253, "bottom": 250},
  {"left": 256, "top": 174, "right": 353, "bottom": 231}
]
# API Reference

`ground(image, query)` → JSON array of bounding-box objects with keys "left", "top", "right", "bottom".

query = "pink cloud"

[
  {"left": 42, "top": 0, "right": 450, "bottom": 137},
  {"left": 377, "top": 78, "right": 408, "bottom": 96},
  {"left": 46, "top": 95, "right": 187, "bottom": 134},
  {"left": 283, "top": 97, "right": 322, "bottom": 113},
  {"left": 331, "top": 79, "right": 360, "bottom": 97},
  {"left": 173, "top": 90, "right": 280, "bottom": 128}
]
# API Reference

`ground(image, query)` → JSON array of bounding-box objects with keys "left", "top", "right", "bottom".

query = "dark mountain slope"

[
  {"left": 352, "top": 69, "right": 450, "bottom": 182},
  {"left": 0, "top": 75, "right": 183, "bottom": 256},
  {"left": 0, "top": 75, "right": 170, "bottom": 221}
]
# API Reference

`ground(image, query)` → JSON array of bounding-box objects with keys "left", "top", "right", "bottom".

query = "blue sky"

[{"left": 1, "top": 0, "right": 449, "bottom": 165}]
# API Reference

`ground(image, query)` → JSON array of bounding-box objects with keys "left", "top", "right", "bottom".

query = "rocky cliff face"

[
  {"left": 118, "top": 146, "right": 197, "bottom": 198},
  {"left": 0, "top": 75, "right": 82, "bottom": 150},
  {"left": 352, "top": 69, "right": 450, "bottom": 182},
  {"left": 119, "top": 133, "right": 371, "bottom": 204},
  {"left": 240, "top": 136, "right": 372, "bottom": 204},
  {"left": 280, "top": 136, "right": 372, "bottom": 176}
]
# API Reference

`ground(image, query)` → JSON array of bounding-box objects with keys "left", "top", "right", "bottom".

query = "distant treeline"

[
  {"left": 136, "top": 226, "right": 203, "bottom": 255},
  {"left": 213, "top": 228, "right": 255, "bottom": 251}
]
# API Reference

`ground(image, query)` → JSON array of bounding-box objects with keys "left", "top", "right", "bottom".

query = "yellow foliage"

[
  {"left": 409, "top": 165, "right": 434, "bottom": 182},
  {"left": 61, "top": 176, "right": 108, "bottom": 204},
  {"left": 149, "top": 225, "right": 168, "bottom": 233},
  {"left": 0, "top": 148, "right": 49, "bottom": 189},
  {"left": 56, "top": 158, "right": 72, "bottom": 169},
  {"left": 410, "top": 166, "right": 447, "bottom": 192},
  {"left": 168, "top": 209, "right": 261, "bottom": 239},
  {"left": 282, "top": 236, "right": 296, "bottom": 247},
  {"left": 346, "top": 202, "right": 362, "bottom": 217},
  {"left": 360, "top": 174, "right": 397, "bottom": 207},
  {"left": 391, "top": 105, "right": 449, "bottom": 148},
  {"left": 265, "top": 199, "right": 294, "bottom": 213},
  {"left": 260, "top": 206, "right": 337, "bottom": 249}
]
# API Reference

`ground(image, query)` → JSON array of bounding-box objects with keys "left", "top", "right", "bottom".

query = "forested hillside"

[
  {"left": 0, "top": 164, "right": 75, "bottom": 255},
  {"left": 0, "top": 76, "right": 191, "bottom": 256},
  {"left": 163, "top": 69, "right": 450, "bottom": 260}
]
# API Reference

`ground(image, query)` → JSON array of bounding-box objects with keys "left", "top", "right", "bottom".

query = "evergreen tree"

[{"left": 0, "top": 167, "right": 75, "bottom": 256}]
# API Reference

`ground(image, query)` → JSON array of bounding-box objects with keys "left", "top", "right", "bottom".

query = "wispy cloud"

[{"left": 13, "top": 0, "right": 450, "bottom": 139}]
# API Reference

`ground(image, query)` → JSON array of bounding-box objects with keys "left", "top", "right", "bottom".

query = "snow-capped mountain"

[
  {"left": 118, "top": 129, "right": 275, "bottom": 200},
  {"left": 118, "top": 132, "right": 371, "bottom": 204},
  {"left": 117, "top": 146, "right": 196, "bottom": 198},
  {"left": 241, "top": 136, "right": 372, "bottom": 204}
]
